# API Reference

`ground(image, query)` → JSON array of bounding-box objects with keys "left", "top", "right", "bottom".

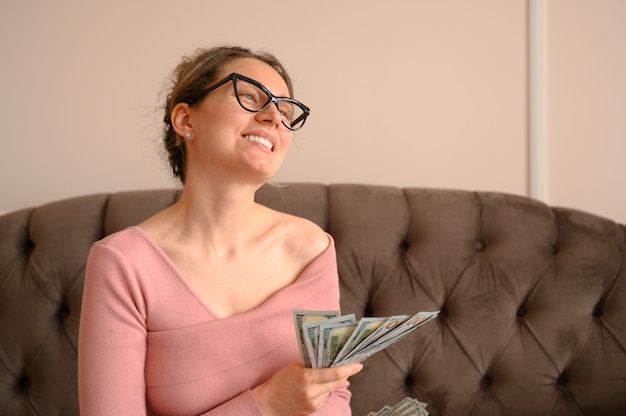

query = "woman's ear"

[{"left": 171, "top": 102, "right": 193, "bottom": 139}]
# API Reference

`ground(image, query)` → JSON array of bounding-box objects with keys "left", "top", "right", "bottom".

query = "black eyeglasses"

[{"left": 186, "top": 73, "right": 310, "bottom": 131}]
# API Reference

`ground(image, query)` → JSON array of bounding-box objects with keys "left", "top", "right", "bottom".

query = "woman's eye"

[
  {"left": 240, "top": 92, "right": 258, "bottom": 103},
  {"left": 280, "top": 110, "right": 293, "bottom": 121},
  {"left": 278, "top": 105, "right": 294, "bottom": 121}
]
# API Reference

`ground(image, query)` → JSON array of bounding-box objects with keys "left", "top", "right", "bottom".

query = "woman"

[{"left": 77, "top": 45, "right": 363, "bottom": 415}]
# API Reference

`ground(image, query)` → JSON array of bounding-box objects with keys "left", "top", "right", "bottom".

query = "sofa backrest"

[{"left": 1, "top": 184, "right": 625, "bottom": 415}]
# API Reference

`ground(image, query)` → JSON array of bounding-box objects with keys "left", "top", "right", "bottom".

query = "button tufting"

[
  {"left": 474, "top": 241, "right": 484, "bottom": 251},
  {"left": 23, "top": 237, "right": 35, "bottom": 254},
  {"left": 593, "top": 303, "right": 603, "bottom": 318},
  {"left": 482, "top": 374, "right": 493, "bottom": 388},
  {"left": 439, "top": 305, "right": 448, "bottom": 320},
  {"left": 58, "top": 304, "right": 71, "bottom": 320},
  {"left": 405, "top": 374, "right": 415, "bottom": 387},
  {"left": 17, "top": 374, "right": 31, "bottom": 391},
  {"left": 516, "top": 306, "right": 526, "bottom": 318},
  {"left": 557, "top": 372, "right": 568, "bottom": 386}
]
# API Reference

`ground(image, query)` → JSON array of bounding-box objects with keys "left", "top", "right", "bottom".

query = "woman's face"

[{"left": 185, "top": 58, "right": 295, "bottom": 185}]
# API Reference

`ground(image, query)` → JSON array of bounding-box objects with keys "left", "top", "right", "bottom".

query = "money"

[
  {"left": 335, "top": 315, "right": 409, "bottom": 365},
  {"left": 304, "top": 314, "right": 355, "bottom": 368},
  {"left": 367, "top": 397, "right": 430, "bottom": 416},
  {"left": 317, "top": 319, "right": 357, "bottom": 368},
  {"left": 337, "top": 312, "right": 439, "bottom": 366},
  {"left": 293, "top": 309, "right": 439, "bottom": 368},
  {"left": 332, "top": 317, "right": 387, "bottom": 363},
  {"left": 293, "top": 309, "right": 339, "bottom": 368}
]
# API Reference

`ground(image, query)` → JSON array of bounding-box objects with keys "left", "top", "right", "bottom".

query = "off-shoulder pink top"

[{"left": 78, "top": 226, "right": 351, "bottom": 415}]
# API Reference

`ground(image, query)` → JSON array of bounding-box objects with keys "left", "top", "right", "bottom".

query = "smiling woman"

[
  {"left": 77, "top": 45, "right": 362, "bottom": 416},
  {"left": 173, "top": 57, "right": 298, "bottom": 183},
  {"left": 161, "top": 46, "right": 301, "bottom": 184}
]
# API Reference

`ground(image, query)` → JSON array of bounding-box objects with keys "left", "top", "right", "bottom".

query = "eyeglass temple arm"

[
  {"left": 187, "top": 75, "right": 234, "bottom": 105},
  {"left": 291, "top": 112, "right": 308, "bottom": 128}
]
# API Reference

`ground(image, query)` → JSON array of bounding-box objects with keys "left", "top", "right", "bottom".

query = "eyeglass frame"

[{"left": 185, "top": 72, "right": 311, "bottom": 131}]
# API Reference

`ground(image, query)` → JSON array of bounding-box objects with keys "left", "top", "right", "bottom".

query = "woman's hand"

[{"left": 251, "top": 361, "right": 363, "bottom": 416}]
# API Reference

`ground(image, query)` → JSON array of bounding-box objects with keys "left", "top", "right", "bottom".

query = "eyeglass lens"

[{"left": 234, "top": 78, "right": 306, "bottom": 130}]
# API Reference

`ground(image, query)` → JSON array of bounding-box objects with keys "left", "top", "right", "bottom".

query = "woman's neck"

[{"left": 166, "top": 177, "right": 269, "bottom": 256}]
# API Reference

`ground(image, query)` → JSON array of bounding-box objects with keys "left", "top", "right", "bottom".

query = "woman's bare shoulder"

[{"left": 263, "top": 206, "right": 330, "bottom": 263}]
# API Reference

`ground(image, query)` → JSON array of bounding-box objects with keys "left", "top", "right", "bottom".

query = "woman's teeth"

[{"left": 243, "top": 135, "right": 273, "bottom": 151}]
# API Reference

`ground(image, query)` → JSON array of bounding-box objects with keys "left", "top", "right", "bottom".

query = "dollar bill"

[
  {"left": 335, "top": 312, "right": 440, "bottom": 366},
  {"left": 333, "top": 315, "right": 410, "bottom": 365},
  {"left": 303, "top": 314, "right": 354, "bottom": 368},
  {"left": 368, "top": 397, "right": 429, "bottom": 416},
  {"left": 292, "top": 309, "right": 338, "bottom": 368},
  {"left": 333, "top": 317, "right": 388, "bottom": 363},
  {"left": 370, "top": 312, "right": 439, "bottom": 348},
  {"left": 317, "top": 320, "right": 357, "bottom": 368}
]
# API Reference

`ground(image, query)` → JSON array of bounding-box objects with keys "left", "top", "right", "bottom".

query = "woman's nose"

[{"left": 256, "top": 102, "right": 283, "bottom": 127}]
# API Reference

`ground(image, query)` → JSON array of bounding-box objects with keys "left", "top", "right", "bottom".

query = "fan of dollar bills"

[
  {"left": 292, "top": 309, "right": 439, "bottom": 368},
  {"left": 367, "top": 397, "right": 429, "bottom": 416}
]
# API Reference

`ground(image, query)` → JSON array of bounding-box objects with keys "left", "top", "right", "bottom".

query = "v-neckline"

[{"left": 129, "top": 226, "right": 332, "bottom": 320}]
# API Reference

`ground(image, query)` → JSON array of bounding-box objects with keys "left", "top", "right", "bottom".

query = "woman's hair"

[{"left": 161, "top": 45, "right": 293, "bottom": 184}]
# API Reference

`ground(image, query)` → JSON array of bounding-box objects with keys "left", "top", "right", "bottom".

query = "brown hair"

[{"left": 161, "top": 46, "right": 293, "bottom": 184}]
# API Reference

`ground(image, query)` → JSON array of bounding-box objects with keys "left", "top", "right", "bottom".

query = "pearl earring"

[{"left": 185, "top": 132, "right": 192, "bottom": 138}]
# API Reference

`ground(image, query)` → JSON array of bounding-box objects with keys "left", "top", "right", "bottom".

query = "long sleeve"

[{"left": 78, "top": 242, "right": 149, "bottom": 415}]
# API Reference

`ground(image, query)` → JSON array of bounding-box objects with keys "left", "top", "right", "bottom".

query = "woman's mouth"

[{"left": 243, "top": 135, "right": 273, "bottom": 151}]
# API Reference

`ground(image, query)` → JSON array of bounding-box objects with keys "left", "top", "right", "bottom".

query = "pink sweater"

[{"left": 78, "top": 226, "right": 352, "bottom": 415}]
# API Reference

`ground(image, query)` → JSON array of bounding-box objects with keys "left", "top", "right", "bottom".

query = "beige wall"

[
  {"left": 1, "top": 1, "right": 624, "bottom": 224},
  {"left": 546, "top": 0, "right": 626, "bottom": 224}
]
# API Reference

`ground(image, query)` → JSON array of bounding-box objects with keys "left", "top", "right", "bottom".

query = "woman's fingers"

[
  {"left": 252, "top": 361, "right": 363, "bottom": 415},
  {"left": 303, "top": 362, "right": 363, "bottom": 399}
]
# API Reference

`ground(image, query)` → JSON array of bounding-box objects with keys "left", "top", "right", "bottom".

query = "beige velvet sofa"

[{"left": 1, "top": 183, "right": 625, "bottom": 416}]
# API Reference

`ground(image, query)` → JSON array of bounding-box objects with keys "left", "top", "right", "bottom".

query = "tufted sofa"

[{"left": 1, "top": 183, "right": 625, "bottom": 416}]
